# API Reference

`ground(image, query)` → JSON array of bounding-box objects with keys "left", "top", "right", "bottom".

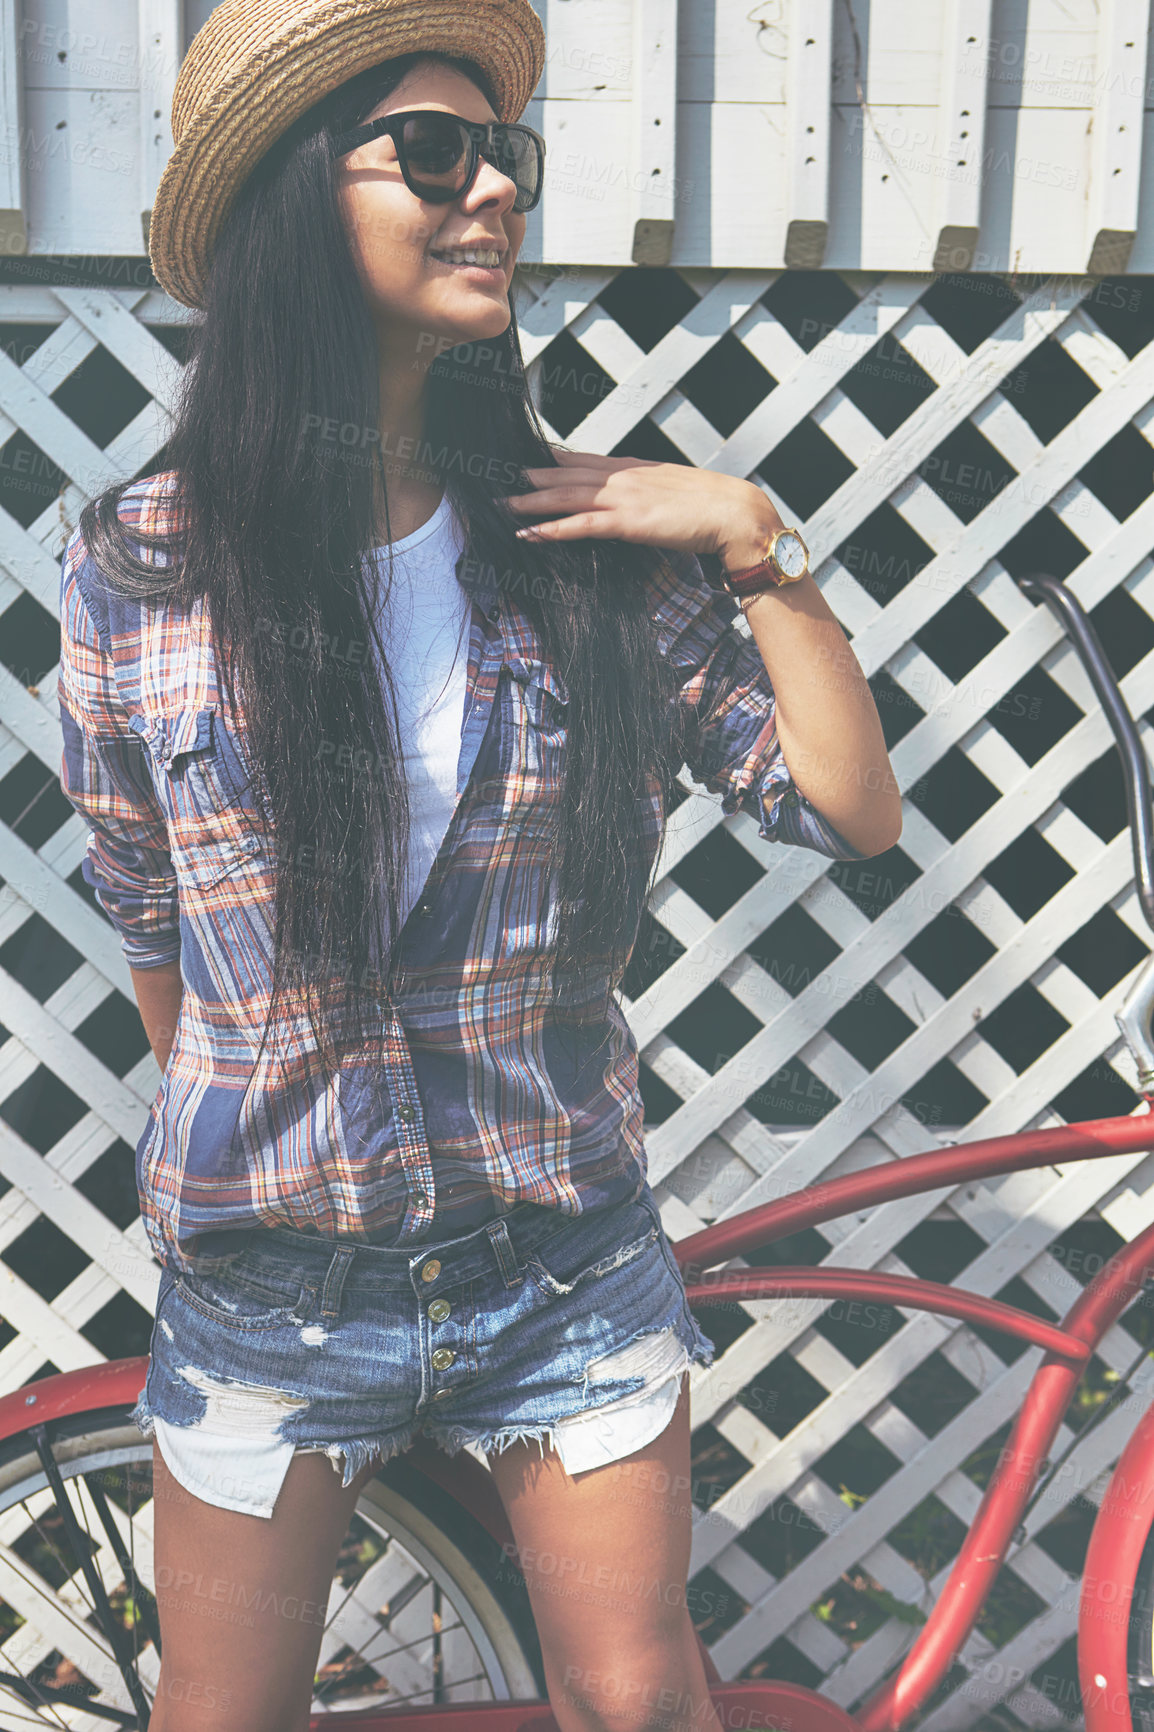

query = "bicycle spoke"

[
  {"left": 317, "top": 1611, "right": 480, "bottom": 1715},
  {"left": 16, "top": 1495, "right": 99, "bottom": 1620},
  {"left": 30, "top": 1431, "right": 151, "bottom": 1728},
  {"left": 315, "top": 1544, "right": 435, "bottom": 1700},
  {"left": 0, "top": 1663, "right": 137, "bottom": 1725},
  {"left": 85, "top": 1473, "right": 162, "bottom": 1664},
  {"left": 0, "top": 1471, "right": 156, "bottom": 1729},
  {"left": 0, "top": 1538, "right": 137, "bottom": 1711},
  {"left": 433, "top": 1581, "right": 444, "bottom": 1699},
  {"left": 0, "top": 1673, "right": 73, "bottom": 1730},
  {"left": 317, "top": 1657, "right": 488, "bottom": 1715},
  {"left": 315, "top": 1591, "right": 441, "bottom": 1704},
  {"left": 0, "top": 1422, "right": 539, "bottom": 1725},
  {"left": 360, "top": 1615, "right": 471, "bottom": 1672},
  {"left": 310, "top": 1538, "right": 490, "bottom": 1712},
  {"left": 3, "top": 1475, "right": 155, "bottom": 1718},
  {"left": 327, "top": 1609, "right": 471, "bottom": 1674}
]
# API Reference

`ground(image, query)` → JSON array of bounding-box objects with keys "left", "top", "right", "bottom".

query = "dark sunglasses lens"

[
  {"left": 399, "top": 115, "right": 541, "bottom": 210},
  {"left": 400, "top": 114, "right": 472, "bottom": 199},
  {"left": 487, "top": 131, "right": 541, "bottom": 211}
]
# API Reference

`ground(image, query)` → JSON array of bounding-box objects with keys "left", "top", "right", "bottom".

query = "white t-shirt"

[{"left": 365, "top": 493, "right": 470, "bottom": 926}]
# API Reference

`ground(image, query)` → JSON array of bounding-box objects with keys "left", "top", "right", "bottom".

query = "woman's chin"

[{"left": 420, "top": 300, "right": 514, "bottom": 348}]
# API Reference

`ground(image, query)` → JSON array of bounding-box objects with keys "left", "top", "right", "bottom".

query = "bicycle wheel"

[
  {"left": 0, "top": 1402, "right": 543, "bottom": 1727},
  {"left": 1130, "top": 1499, "right": 1154, "bottom": 1731}
]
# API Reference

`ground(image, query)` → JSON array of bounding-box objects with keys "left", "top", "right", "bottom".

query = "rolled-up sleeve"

[
  {"left": 651, "top": 548, "right": 866, "bottom": 862},
  {"left": 57, "top": 529, "right": 182, "bottom": 967}
]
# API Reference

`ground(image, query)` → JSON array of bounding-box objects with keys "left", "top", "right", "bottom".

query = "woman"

[{"left": 56, "top": 1, "right": 901, "bottom": 1727}]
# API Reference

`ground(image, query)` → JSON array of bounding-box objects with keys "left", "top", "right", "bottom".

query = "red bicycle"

[{"left": 3, "top": 566, "right": 1153, "bottom": 1731}]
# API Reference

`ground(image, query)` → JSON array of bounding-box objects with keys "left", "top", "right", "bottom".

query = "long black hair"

[{"left": 77, "top": 51, "right": 691, "bottom": 1086}]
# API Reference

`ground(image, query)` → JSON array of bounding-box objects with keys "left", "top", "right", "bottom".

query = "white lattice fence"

[{"left": 3, "top": 265, "right": 1154, "bottom": 1725}]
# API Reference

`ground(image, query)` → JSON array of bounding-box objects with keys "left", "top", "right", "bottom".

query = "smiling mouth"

[{"left": 426, "top": 252, "right": 502, "bottom": 268}]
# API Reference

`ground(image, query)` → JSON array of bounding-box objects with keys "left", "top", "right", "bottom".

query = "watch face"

[{"left": 774, "top": 531, "right": 807, "bottom": 580}]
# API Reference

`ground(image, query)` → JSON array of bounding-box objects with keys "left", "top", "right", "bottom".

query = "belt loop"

[
  {"left": 486, "top": 1219, "right": 524, "bottom": 1289},
  {"left": 318, "top": 1246, "right": 355, "bottom": 1319}
]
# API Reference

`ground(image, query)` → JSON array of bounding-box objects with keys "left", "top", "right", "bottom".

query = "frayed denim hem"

[
  {"left": 423, "top": 1418, "right": 561, "bottom": 1463},
  {"left": 682, "top": 1317, "right": 716, "bottom": 1374},
  {"left": 294, "top": 1426, "right": 420, "bottom": 1490},
  {"left": 131, "top": 1393, "right": 156, "bottom": 1439}
]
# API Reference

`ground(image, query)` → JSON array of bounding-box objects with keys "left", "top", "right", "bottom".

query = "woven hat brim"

[{"left": 149, "top": 0, "right": 544, "bottom": 309}]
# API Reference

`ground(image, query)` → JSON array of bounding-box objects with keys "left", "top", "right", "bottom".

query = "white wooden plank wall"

[{"left": 13, "top": 0, "right": 1154, "bottom": 271}]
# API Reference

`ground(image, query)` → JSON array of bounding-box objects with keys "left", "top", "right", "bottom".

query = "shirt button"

[
  {"left": 428, "top": 1298, "right": 451, "bottom": 1323},
  {"left": 420, "top": 1258, "right": 442, "bottom": 1282},
  {"left": 410, "top": 1190, "right": 428, "bottom": 1208},
  {"left": 417, "top": 900, "right": 433, "bottom": 917},
  {"left": 431, "top": 1347, "right": 455, "bottom": 1370},
  {"left": 397, "top": 1103, "right": 416, "bottom": 1122}
]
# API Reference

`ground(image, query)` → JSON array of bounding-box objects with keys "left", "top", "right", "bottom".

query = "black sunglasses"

[{"left": 332, "top": 109, "right": 546, "bottom": 214}]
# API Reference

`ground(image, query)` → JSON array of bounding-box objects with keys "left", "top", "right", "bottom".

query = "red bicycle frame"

[
  {"left": 6, "top": 1107, "right": 1154, "bottom": 1730},
  {"left": 675, "top": 1106, "right": 1154, "bottom": 1731}
]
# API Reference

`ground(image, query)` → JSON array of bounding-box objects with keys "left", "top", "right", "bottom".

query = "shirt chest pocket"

[
  {"left": 517, "top": 661, "right": 569, "bottom": 733},
  {"left": 490, "top": 656, "right": 569, "bottom": 841},
  {"left": 506, "top": 653, "right": 568, "bottom": 772},
  {"left": 129, "top": 706, "right": 264, "bottom": 890}
]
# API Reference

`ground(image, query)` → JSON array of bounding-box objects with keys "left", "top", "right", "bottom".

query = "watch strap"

[
  {"left": 721, "top": 556, "right": 788, "bottom": 597},
  {"left": 719, "top": 527, "right": 808, "bottom": 598}
]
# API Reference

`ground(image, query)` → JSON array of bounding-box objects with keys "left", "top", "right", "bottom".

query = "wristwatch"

[{"left": 719, "top": 526, "right": 810, "bottom": 602}]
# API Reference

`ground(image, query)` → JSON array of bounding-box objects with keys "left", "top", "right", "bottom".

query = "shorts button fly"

[
  {"left": 420, "top": 1259, "right": 441, "bottom": 1282},
  {"left": 431, "top": 1347, "right": 455, "bottom": 1370},
  {"left": 428, "top": 1298, "right": 452, "bottom": 1322}
]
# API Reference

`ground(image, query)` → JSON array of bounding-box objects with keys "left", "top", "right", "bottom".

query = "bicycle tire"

[
  {"left": 1130, "top": 1496, "right": 1154, "bottom": 1731},
  {"left": 0, "top": 1402, "right": 544, "bottom": 1727}
]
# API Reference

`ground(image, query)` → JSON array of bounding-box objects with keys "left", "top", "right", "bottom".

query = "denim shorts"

[{"left": 131, "top": 1183, "right": 715, "bottom": 1518}]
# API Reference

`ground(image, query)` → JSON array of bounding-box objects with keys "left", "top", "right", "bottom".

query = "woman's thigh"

[
  {"left": 486, "top": 1377, "right": 721, "bottom": 1732},
  {"left": 148, "top": 1437, "right": 377, "bottom": 1732}
]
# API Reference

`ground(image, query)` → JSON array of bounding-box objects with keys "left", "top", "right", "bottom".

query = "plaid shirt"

[{"left": 57, "top": 472, "right": 864, "bottom": 1275}]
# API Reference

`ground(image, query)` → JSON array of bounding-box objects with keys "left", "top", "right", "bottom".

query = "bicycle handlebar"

[
  {"left": 1015, "top": 571, "right": 1154, "bottom": 1087},
  {"left": 1016, "top": 572, "right": 1154, "bottom": 930}
]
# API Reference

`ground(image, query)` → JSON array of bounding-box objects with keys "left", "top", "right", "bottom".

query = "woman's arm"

[
  {"left": 505, "top": 452, "right": 902, "bottom": 858},
  {"left": 58, "top": 530, "right": 184, "bottom": 967},
  {"left": 129, "top": 959, "right": 184, "bottom": 1073},
  {"left": 736, "top": 570, "right": 901, "bottom": 858}
]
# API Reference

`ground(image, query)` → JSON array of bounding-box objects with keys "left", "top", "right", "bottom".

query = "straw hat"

[{"left": 147, "top": 0, "right": 546, "bottom": 310}]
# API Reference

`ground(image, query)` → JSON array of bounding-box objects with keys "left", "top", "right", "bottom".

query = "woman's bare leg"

[
  {"left": 486, "top": 1377, "right": 724, "bottom": 1732},
  {"left": 147, "top": 1438, "right": 378, "bottom": 1732}
]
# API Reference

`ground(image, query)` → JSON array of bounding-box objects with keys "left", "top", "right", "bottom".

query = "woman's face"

[{"left": 336, "top": 60, "right": 526, "bottom": 356}]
